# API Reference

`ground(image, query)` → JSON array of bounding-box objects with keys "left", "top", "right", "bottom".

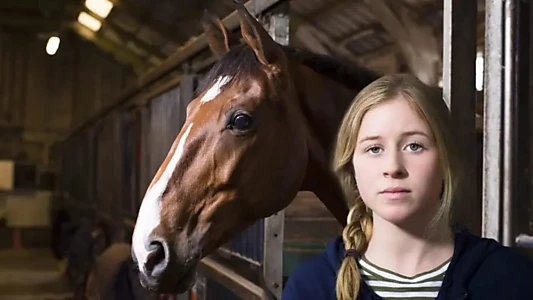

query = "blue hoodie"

[{"left": 282, "top": 229, "right": 533, "bottom": 299}]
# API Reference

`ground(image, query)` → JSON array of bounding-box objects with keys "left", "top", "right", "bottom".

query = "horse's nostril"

[{"left": 144, "top": 240, "right": 168, "bottom": 278}]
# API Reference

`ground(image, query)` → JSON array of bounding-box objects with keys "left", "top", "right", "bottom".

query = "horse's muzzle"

[{"left": 135, "top": 237, "right": 199, "bottom": 294}]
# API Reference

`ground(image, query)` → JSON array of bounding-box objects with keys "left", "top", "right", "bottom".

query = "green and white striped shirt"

[{"left": 359, "top": 256, "right": 451, "bottom": 299}]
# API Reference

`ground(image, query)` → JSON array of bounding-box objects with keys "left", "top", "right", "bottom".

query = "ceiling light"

[
  {"left": 85, "top": 0, "right": 114, "bottom": 18},
  {"left": 46, "top": 36, "right": 60, "bottom": 55},
  {"left": 78, "top": 11, "right": 102, "bottom": 32}
]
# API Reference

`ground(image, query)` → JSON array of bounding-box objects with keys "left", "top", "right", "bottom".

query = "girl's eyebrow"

[
  {"left": 401, "top": 130, "right": 430, "bottom": 138},
  {"left": 357, "top": 135, "right": 381, "bottom": 145},
  {"left": 357, "top": 131, "right": 430, "bottom": 145}
]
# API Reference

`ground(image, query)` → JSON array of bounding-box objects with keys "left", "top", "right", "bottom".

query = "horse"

[
  {"left": 85, "top": 243, "right": 158, "bottom": 300},
  {"left": 63, "top": 216, "right": 113, "bottom": 299},
  {"left": 131, "top": 1, "right": 380, "bottom": 294}
]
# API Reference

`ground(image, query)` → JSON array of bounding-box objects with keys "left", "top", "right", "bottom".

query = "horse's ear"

[
  {"left": 233, "top": 0, "right": 283, "bottom": 67},
  {"left": 202, "top": 10, "right": 232, "bottom": 58}
]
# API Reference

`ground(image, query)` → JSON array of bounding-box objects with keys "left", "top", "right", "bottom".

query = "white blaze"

[
  {"left": 132, "top": 123, "right": 194, "bottom": 267},
  {"left": 200, "top": 76, "right": 232, "bottom": 103}
]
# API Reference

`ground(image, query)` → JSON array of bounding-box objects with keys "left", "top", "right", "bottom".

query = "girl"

[{"left": 281, "top": 74, "right": 533, "bottom": 300}]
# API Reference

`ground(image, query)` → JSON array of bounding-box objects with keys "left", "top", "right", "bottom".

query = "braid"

[{"left": 336, "top": 197, "right": 373, "bottom": 300}]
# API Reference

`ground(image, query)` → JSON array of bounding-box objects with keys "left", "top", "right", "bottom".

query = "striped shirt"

[{"left": 359, "top": 256, "right": 451, "bottom": 299}]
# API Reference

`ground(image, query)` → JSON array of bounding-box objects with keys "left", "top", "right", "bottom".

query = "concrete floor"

[{"left": 0, "top": 248, "right": 73, "bottom": 300}]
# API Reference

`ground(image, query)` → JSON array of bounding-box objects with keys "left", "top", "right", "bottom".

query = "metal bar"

[
  {"left": 441, "top": 0, "right": 479, "bottom": 234},
  {"left": 502, "top": 0, "right": 516, "bottom": 247},
  {"left": 260, "top": 1, "right": 289, "bottom": 298},
  {"left": 62, "top": 0, "right": 285, "bottom": 143},
  {"left": 217, "top": 247, "right": 262, "bottom": 267},
  {"left": 197, "top": 257, "right": 266, "bottom": 300},
  {"left": 482, "top": 0, "right": 504, "bottom": 241},
  {"left": 515, "top": 234, "right": 533, "bottom": 249}
]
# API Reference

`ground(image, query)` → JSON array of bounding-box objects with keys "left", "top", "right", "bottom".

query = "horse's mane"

[
  {"left": 196, "top": 43, "right": 380, "bottom": 95},
  {"left": 283, "top": 46, "right": 380, "bottom": 90}
]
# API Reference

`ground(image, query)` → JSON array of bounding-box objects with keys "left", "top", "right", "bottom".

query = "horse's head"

[{"left": 132, "top": 3, "right": 309, "bottom": 294}]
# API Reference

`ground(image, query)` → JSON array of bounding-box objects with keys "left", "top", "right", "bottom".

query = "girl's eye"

[
  {"left": 367, "top": 146, "right": 382, "bottom": 154},
  {"left": 406, "top": 143, "right": 423, "bottom": 152}
]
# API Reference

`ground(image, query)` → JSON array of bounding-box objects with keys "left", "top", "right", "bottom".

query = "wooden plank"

[{"left": 197, "top": 257, "right": 266, "bottom": 300}]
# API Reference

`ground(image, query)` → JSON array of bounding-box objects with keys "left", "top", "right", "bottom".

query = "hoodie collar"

[{"left": 326, "top": 229, "right": 502, "bottom": 299}]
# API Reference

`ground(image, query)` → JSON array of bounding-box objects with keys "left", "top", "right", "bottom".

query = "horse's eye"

[{"left": 231, "top": 113, "right": 253, "bottom": 131}]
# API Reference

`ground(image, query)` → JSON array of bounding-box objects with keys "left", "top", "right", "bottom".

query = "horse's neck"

[
  {"left": 294, "top": 64, "right": 359, "bottom": 163},
  {"left": 292, "top": 65, "right": 362, "bottom": 226}
]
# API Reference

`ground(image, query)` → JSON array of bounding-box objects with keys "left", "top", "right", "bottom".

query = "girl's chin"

[{"left": 373, "top": 205, "right": 420, "bottom": 225}]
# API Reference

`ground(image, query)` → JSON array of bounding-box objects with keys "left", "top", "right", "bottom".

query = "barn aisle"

[{"left": 0, "top": 248, "right": 73, "bottom": 300}]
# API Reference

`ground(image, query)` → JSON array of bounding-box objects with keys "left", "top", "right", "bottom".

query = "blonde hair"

[{"left": 333, "top": 74, "right": 462, "bottom": 300}]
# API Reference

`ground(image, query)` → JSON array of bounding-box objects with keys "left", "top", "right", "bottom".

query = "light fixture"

[
  {"left": 475, "top": 51, "right": 484, "bottom": 92},
  {"left": 85, "top": 0, "right": 114, "bottom": 18},
  {"left": 46, "top": 36, "right": 60, "bottom": 55},
  {"left": 78, "top": 11, "right": 102, "bottom": 32}
]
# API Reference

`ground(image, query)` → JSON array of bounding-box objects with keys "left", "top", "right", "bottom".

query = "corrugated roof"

[
  {"left": 0, "top": 0, "right": 486, "bottom": 74},
  {"left": 94, "top": 0, "right": 461, "bottom": 73}
]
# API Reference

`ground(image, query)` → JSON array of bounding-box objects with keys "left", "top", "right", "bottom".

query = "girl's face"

[{"left": 352, "top": 96, "right": 443, "bottom": 226}]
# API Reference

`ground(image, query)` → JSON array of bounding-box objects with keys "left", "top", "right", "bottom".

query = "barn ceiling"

[{"left": 0, "top": 0, "right": 487, "bottom": 76}]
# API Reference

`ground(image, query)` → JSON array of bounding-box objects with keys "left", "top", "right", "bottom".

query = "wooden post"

[
  {"left": 511, "top": 0, "right": 531, "bottom": 249},
  {"left": 442, "top": 0, "right": 479, "bottom": 235},
  {"left": 257, "top": 1, "right": 289, "bottom": 298}
]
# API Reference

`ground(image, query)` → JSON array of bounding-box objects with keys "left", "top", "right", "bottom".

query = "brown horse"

[{"left": 131, "top": 1, "right": 380, "bottom": 294}]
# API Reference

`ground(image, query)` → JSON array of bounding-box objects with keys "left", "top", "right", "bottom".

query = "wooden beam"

[
  {"left": 292, "top": 25, "right": 334, "bottom": 56},
  {"left": 69, "top": 22, "right": 149, "bottom": 71},
  {"left": 110, "top": 0, "right": 183, "bottom": 44},
  {"left": 363, "top": 0, "right": 441, "bottom": 86},
  {"left": 442, "top": 0, "right": 479, "bottom": 235},
  {"left": 282, "top": 12, "right": 359, "bottom": 63},
  {"left": 71, "top": 3, "right": 167, "bottom": 60},
  {"left": 305, "top": 0, "right": 353, "bottom": 20},
  {"left": 258, "top": 3, "right": 288, "bottom": 298}
]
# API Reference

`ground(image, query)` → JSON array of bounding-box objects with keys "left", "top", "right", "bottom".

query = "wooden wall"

[{"left": 0, "top": 30, "right": 135, "bottom": 166}]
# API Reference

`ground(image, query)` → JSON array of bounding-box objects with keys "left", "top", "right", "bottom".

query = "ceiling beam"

[
  {"left": 363, "top": 0, "right": 441, "bottom": 86},
  {"left": 69, "top": 22, "right": 149, "bottom": 72},
  {"left": 70, "top": 3, "right": 167, "bottom": 60},
  {"left": 305, "top": 0, "right": 354, "bottom": 20},
  {"left": 337, "top": 25, "right": 384, "bottom": 49},
  {"left": 110, "top": 0, "right": 182, "bottom": 44}
]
